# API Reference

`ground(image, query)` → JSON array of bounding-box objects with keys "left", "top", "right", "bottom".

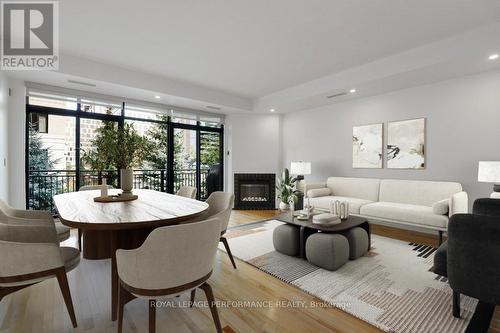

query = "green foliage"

[
  {"left": 200, "top": 131, "right": 220, "bottom": 168},
  {"left": 276, "top": 168, "right": 298, "bottom": 204},
  {"left": 172, "top": 130, "right": 195, "bottom": 171},
  {"left": 81, "top": 121, "right": 150, "bottom": 170},
  {"left": 28, "top": 123, "right": 60, "bottom": 211},
  {"left": 143, "top": 115, "right": 221, "bottom": 171},
  {"left": 143, "top": 115, "right": 197, "bottom": 171},
  {"left": 145, "top": 115, "right": 168, "bottom": 169},
  {"left": 28, "top": 123, "right": 53, "bottom": 171}
]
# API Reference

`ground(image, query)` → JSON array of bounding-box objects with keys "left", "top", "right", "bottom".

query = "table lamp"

[
  {"left": 478, "top": 161, "right": 500, "bottom": 195},
  {"left": 290, "top": 161, "right": 311, "bottom": 181}
]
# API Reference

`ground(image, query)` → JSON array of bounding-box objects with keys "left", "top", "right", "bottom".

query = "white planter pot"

[
  {"left": 120, "top": 168, "right": 133, "bottom": 195},
  {"left": 279, "top": 202, "right": 290, "bottom": 211}
]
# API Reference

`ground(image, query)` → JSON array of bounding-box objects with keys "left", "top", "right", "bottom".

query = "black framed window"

[{"left": 25, "top": 90, "right": 224, "bottom": 211}]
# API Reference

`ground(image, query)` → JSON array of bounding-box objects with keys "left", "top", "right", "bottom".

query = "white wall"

[
  {"left": 0, "top": 72, "right": 8, "bottom": 202},
  {"left": 282, "top": 70, "right": 500, "bottom": 206},
  {"left": 7, "top": 78, "right": 26, "bottom": 208},
  {"left": 225, "top": 114, "right": 282, "bottom": 194}
]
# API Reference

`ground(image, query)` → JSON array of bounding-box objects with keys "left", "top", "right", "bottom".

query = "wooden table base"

[
  {"left": 82, "top": 228, "right": 159, "bottom": 321},
  {"left": 82, "top": 228, "right": 158, "bottom": 260}
]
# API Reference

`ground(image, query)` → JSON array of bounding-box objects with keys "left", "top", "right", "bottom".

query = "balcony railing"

[{"left": 28, "top": 168, "right": 210, "bottom": 213}]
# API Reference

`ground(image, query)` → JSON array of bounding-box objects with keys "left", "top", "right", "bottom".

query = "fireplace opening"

[
  {"left": 240, "top": 184, "right": 269, "bottom": 202},
  {"left": 234, "top": 173, "right": 275, "bottom": 210}
]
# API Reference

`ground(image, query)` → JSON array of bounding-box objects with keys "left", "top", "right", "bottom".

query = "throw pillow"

[{"left": 307, "top": 188, "right": 331, "bottom": 198}]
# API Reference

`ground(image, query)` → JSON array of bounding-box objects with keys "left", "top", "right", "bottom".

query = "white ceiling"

[
  {"left": 6, "top": 1, "right": 500, "bottom": 114},
  {"left": 59, "top": 0, "right": 500, "bottom": 98}
]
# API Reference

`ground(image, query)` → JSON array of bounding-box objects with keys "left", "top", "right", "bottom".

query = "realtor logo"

[{"left": 1, "top": 1, "right": 59, "bottom": 70}]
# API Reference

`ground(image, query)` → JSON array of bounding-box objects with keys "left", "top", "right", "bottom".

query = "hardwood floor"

[
  {"left": 228, "top": 209, "right": 280, "bottom": 227},
  {"left": 0, "top": 210, "right": 497, "bottom": 332}
]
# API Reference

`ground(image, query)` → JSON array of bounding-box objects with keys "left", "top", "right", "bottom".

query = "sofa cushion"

[
  {"left": 326, "top": 177, "right": 380, "bottom": 202},
  {"left": 360, "top": 202, "right": 449, "bottom": 228},
  {"left": 379, "top": 179, "right": 462, "bottom": 207},
  {"left": 308, "top": 196, "right": 373, "bottom": 214},
  {"left": 307, "top": 188, "right": 331, "bottom": 198}
]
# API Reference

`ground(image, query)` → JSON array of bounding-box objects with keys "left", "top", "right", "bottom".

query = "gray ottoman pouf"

[
  {"left": 273, "top": 224, "right": 300, "bottom": 256},
  {"left": 341, "top": 227, "right": 369, "bottom": 260},
  {"left": 305, "top": 233, "right": 349, "bottom": 271}
]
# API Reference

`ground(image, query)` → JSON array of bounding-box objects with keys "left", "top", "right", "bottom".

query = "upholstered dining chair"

[
  {"left": 0, "top": 216, "right": 80, "bottom": 327},
  {"left": 204, "top": 192, "right": 236, "bottom": 269},
  {"left": 116, "top": 217, "right": 223, "bottom": 333},
  {"left": 0, "top": 199, "right": 70, "bottom": 243},
  {"left": 176, "top": 186, "right": 197, "bottom": 199},
  {"left": 78, "top": 184, "right": 114, "bottom": 250}
]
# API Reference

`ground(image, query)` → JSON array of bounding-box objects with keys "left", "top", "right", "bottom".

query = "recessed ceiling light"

[
  {"left": 270, "top": 109, "right": 275, "bottom": 112},
  {"left": 488, "top": 54, "right": 499, "bottom": 60},
  {"left": 349, "top": 89, "right": 357, "bottom": 93},
  {"left": 155, "top": 95, "right": 161, "bottom": 99}
]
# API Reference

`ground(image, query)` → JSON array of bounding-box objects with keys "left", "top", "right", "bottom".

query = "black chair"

[
  {"left": 206, "top": 164, "right": 222, "bottom": 197},
  {"left": 434, "top": 198, "right": 500, "bottom": 332}
]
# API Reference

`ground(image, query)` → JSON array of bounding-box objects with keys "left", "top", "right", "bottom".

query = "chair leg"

[
  {"left": 453, "top": 290, "right": 460, "bottom": 318},
  {"left": 78, "top": 228, "right": 82, "bottom": 251},
  {"left": 190, "top": 289, "right": 196, "bottom": 308},
  {"left": 149, "top": 299, "right": 156, "bottom": 333},
  {"left": 55, "top": 267, "right": 77, "bottom": 328},
  {"left": 465, "top": 301, "right": 496, "bottom": 333},
  {"left": 117, "top": 283, "right": 126, "bottom": 333},
  {"left": 220, "top": 237, "right": 237, "bottom": 269},
  {"left": 438, "top": 230, "right": 443, "bottom": 246},
  {"left": 199, "top": 282, "right": 222, "bottom": 333}
]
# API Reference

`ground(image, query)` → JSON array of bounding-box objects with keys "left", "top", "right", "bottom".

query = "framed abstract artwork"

[
  {"left": 352, "top": 123, "right": 383, "bottom": 168},
  {"left": 387, "top": 118, "right": 425, "bottom": 169}
]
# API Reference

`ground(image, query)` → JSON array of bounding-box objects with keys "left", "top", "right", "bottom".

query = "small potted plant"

[
  {"left": 276, "top": 168, "right": 298, "bottom": 211},
  {"left": 114, "top": 123, "right": 150, "bottom": 196}
]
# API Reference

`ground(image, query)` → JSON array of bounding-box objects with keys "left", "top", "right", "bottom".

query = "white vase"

[
  {"left": 120, "top": 168, "right": 133, "bottom": 195},
  {"left": 279, "top": 202, "right": 290, "bottom": 211}
]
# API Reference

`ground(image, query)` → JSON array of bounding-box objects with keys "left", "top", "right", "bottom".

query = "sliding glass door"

[
  {"left": 173, "top": 128, "right": 197, "bottom": 194},
  {"left": 200, "top": 130, "right": 223, "bottom": 200}
]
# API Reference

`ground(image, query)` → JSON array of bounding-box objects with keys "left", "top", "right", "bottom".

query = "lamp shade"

[
  {"left": 290, "top": 162, "right": 311, "bottom": 175},
  {"left": 478, "top": 161, "right": 500, "bottom": 183}
]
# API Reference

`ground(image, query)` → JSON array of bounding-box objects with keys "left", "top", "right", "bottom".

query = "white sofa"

[{"left": 304, "top": 177, "right": 468, "bottom": 242}]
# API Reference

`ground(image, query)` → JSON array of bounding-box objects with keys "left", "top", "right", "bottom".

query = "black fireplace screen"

[
  {"left": 234, "top": 173, "right": 275, "bottom": 209},
  {"left": 240, "top": 183, "right": 269, "bottom": 202}
]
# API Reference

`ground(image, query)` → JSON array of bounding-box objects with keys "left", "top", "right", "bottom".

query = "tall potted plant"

[
  {"left": 82, "top": 122, "right": 150, "bottom": 195},
  {"left": 276, "top": 168, "right": 298, "bottom": 210}
]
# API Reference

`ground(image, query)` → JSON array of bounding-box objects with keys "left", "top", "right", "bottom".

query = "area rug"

[{"left": 219, "top": 220, "right": 476, "bottom": 333}]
